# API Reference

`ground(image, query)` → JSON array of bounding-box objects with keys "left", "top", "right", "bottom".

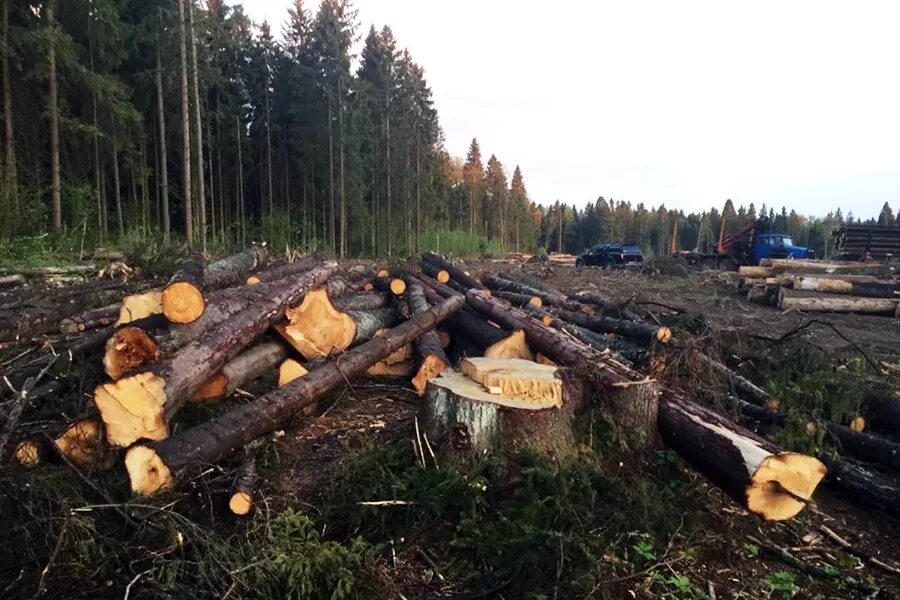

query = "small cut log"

[
  {"left": 421, "top": 252, "right": 485, "bottom": 291},
  {"left": 778, "top": 288, "right": 898, "bottom": 315},
  {"left": 229, "top": 455, "right": 260, "bottom": 516},
  {"left": 547, "top": 305, "right": 672, "bottom": 345},
  {"left": 0, "top": 274, "right": 25, "bottom": 288},
  {"left": 483, "top": 274, "right": 582, "bottom": 311},
  {"left": 60, "top": 302, "right": 120, "bottom": 334},
  {"left": 192, "top": 342, "right": 288, "bottom": 402},
  {"left": 406, "top": 280, "right": 453, "bottom": 394},
  {"left": 420, "top": 261, "right": 450, "bottom": 284},
  {"left": 246, "top": 252, "right": 326, "bottom": 285},
  {"left": 825, "top": 422, "right": 900, "bottom": 473},
  {"left": 450, "top": 310, "right": 533, "bottom": 360}
]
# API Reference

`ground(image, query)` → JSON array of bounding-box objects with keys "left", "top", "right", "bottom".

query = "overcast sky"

[{"left": 239, "top": 1, "right": 900, "bottom": 219}]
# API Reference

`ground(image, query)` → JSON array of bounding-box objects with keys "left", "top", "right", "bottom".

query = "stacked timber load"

[
  {"left": 737, "top": 259, "right": 898, "bottom": 316},
  {"left": 834, "top": 223, "right": 900, "bottom": 261}
]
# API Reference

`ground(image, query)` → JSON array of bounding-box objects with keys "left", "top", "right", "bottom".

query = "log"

[
  {"left": 374, "top": 274, "right": 406, "bottom": 296},
  {"left": 60, "top": 302, "right": 120, "bottom": 334},
  {"left": 161, "top": 257, "right": 207, "bottom": 324},
  {"left": 406, "top": 280, "right": 452, "bottom": 395},
  {"left": 53, "top": 418, "right": 105, "bottom": 468},
  {"left": 738, "top": 266, "right": 774, "bottom": 279},
  {"left": 246, "top": 252, "right": 326, "bottom": 285},
  {"left": 278, "top": 358, "right": 309, "bottom": 386},
  {"left": 161, "top": 246, "right": 269, "bottom": 324},
  {"left": 489, "top": 290, "right": 542, "bottom": 308},
  {"left": 124, "top": 293, "right": 466, "bottom": 495},
  {"left": 333, "top": 292, "right": 392, "bottom": 311},
  {"left": 275, "top": 288, "right": 400, "bottom": 359},
  {"left": 483, "top": 274, "right": 582, "bottom": 311},
  {"left": 746, "top": 285, "right": 773, "bottom": 305},
  {"left": 103, "top": 287, "right": 263, "bottom": 379},
  {"left": 546, "top": 305, "right": 672, "bottom": 345},
  {"left": 95, "top": 262, "right": 336, "bottom": 446},
  {"left": 192, "top": 342, "right": 288, "bottom": 402},
  {"left": 229, "top": 455, "right": 260, "bottom": 516},
  {"left": 421, "top": 252, "right": 485, "bottom": 291},
  {"left": 503, "top": 271, "right": 571, "bottom": 305},
  {"left": 422, "top": 368, "right": 574, "bottom": 462},
  {"left": 767, "top": 259, "right": 893, "bottom": 275},
  {"left": 366, "top": 360, "right": 416, "bottom": 377},
  {"left": 0, "top": 303, "right": 84, "bottom": 341},
  {"left": 450, "top": 310, "right": 533, "bottom": 360},
  {"left": 825, "top": 423, "right": 900, "bottom": 473},
  {"left": 777, "top": 288, "right": 898, "bottom": 315},
  {"left": 420, "top": 261, "right": 450, "bottom": 284},
  {"left": 658, "top": 393, "right": 826, "bottom": 521},
  {"left": 863, "top": 396, "right": 900, "bottom": 439},
  {"left": 0, "top": 274, "right": 25, "bottom": 288},
  {"left": 793, "top": 277, "right": 897, "bottom": 299},
  {"left": 819, "top": 454, "right": 900, "bottom": 517}
]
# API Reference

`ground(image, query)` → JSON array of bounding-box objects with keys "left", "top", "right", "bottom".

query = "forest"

[{"left": 0, "top": 0, "right": 897, "bottom": 262}]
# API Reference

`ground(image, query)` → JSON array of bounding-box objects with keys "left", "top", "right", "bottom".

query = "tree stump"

[{"left": 421, "top": 359, "right": 576, "bottom": 464}]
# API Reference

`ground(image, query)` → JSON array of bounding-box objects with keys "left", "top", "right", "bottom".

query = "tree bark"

[
  {"left": 47, "top": 1, "right": 61, "bottom": 234},
  {"left": 187, "top": 0, "right": 206, "bottom": 252},
  {"left": 333, "top": 292, "right": 391, "bottom": 311},
  {"left": 95, "top": 262, "right": 336, "bottom": 446},
  {"left": 489, "top": 290, "right": 542, "bottom": 308},
  {"left": 863, "top": 396, "right": 900, "bottom": 440},
  {"left": 60, "top": 303, "right": 120, "bottom": 334},
  {"left": 177, "top": 0, "right": 193, "bottom": 246},
  {"left": 421, "top": 252, "right": 485, "bottom": 291},
  {"left": 124, "top": 292, "right": 465, "bottom": 495},
  {"left": 193, "top": 341, "right": 288, "bottom": 402},
  {"left": 692, "top": 351, "right": 777, "bottom": 409},
  {"left": 547, "top": 305, "right": 672, "bottom": 345},
  {"left": 156, "top": 29, "right": 170, "bottom": 242},
  {"left": 819, "top": 454, "right": 900, "bottom": 518},
  {"left": 2, "top": 0, "right": 16, "bottom": 227},
  {"left": 406, "top": 280, "right": 452, "bottom": 394},
  {"left": 0, "top": 303, "right": 84, "bottom": 341},
  {"left": 420, "top": 262, "right": 450, "bottom": 284},
  {"left": 793, "top": 277, "right": 897, "bottom": 299},
  {"left": 112, "top": 135, "right": 123, "bottom": 235},
  {"left": 777, "top": 288, "right": 898, "bottom": 315},
  {"left": 825, "top": 422, "right": 900, "bottom": 473},
  {"left": 483, "top": 275, "right": 583, "bottom": 312},
  {"left": 229, "top": 454, "right": 259, "bottom": 515},
  {"left": 246, "top": 251, "right": 326, "bottom": 285}
]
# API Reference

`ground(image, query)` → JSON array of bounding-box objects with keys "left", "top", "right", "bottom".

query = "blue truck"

[{"left": 674, "top": 219, "right": 814, "bottom": 270}]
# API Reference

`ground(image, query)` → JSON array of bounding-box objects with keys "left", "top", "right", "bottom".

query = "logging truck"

[{"left": 672, "top": 217, "right": 813, "bottom": 271}]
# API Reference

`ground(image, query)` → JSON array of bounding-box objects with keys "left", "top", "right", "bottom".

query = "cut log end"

[
  {"left": 117, "top": 290, "right": 162, "bottom": 325},
  {"left": 746, "top": 453, "right": 827, "bottom": 521},
  {"left": 278, "top": 358, "right": 309, "bottom": 386},
  {"left": 125, "top": 445, "right": 173, "bottom": 496},
  {"left": 229, "top": 491, "right": 253, "bottom": 515},
  {"left": 390, "top": 278, "right": 407, "bottom": 295},
  {"left": 246, "top": 275, "right": 261, "bottom": 286},
  {"left": 161, "top": 281, "right": 206, "bottom": 324},
  {"left": 656, "top": 327, "right": 673, "bottom": 343},
  {"left": 436, "top": 270, "right": 450, "bottom": 284},
  {"left": 191, "top": 373, "right": 228, "bottom": 403},
  {"left": 529, "top": 296, "right": 543, "bottom": 308},
  {"left": 54, "top": 419, "right": 104, "bottom": 467},
  {"left": 367, "top": 360, "right": 416, "bottom": 377},
  {"left": 15, "top": 440, "right": 45, "bottom": 468},
  {"left": 94, "top": 372, "right": 168, "bottom": 446},
  {"left": 484, "top": 329, "right": 534, "bottom": 361},
  {"left": 279, "top": 289, "right": 356, "bottom": 359},
  {"left": 104, "top": 326, "right": 160, "bottom": 380},
  {"left": 850, "top": 416, "right": 866, "bottom": 432},
  {"left": 412, "top": 354, "right": 450, "bottom": 395}
]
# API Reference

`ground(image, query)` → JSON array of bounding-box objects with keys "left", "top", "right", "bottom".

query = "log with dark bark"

[
  {"left": 0, "top": 274, "right": 25, "bottom": 288},
  {"left": 421, "top": 252, "right": 485, "bottom": 291},
  {"left": 406, "top": 280, "right": 452, "bottom": 394},
  {"left": 658, "top": 392, "right": 826, "bottom": 521},
  {"left": 246, "top": 252, "right": 326, "bottom": 285},
  {"left": 160, "top": 246, "right": 269, "bottom": 324},
  {"left": 483, "top": 274, "right": 582, "bottom": 311},
  {"left": 60, "top": 302, "right": 120, "bottom": 334},
  {"left": 0, "top": 303, "right": 84, "bottom": 341},
  {"left": 95, "top": 262, "right": 336, "bottom": 447},
  {"left": 794, "top": 277, "right": 898, "bottom": 299},
  {"left": 489, "top": 290, "right": 542, "bottom": 308},
  {"left": 192, "top": 341, "right": 288, "bottom": 402},
  {"left": 420, "top": 261, "right": 450, "bottom": 284},
  {"left": 777, "top": 288, "right": 898, "bottom": 315},
  {"left": 864, "top": 395, "right": 900, "bottom": 439},
  {"left": 124, "top": 292, "right": 465, "bottom": 495},
  {"left": 825, "top": 422, "right": 900, "bottom": 473},
  {"left": 104, "top": 287, "right": 262, "bottom": 379},
  {"left": 819, "top": 454, "right": 900, "bottom": 518},
  {"left": 546, "top": 305, "right": 672, "bottom": 345},
  {"left": 693, "top": 352, "right": 778, "bottom": 409},
  {"left": 449, "top": 309, "right": 533, "bottom": 360},
  {"left": 333, "top": 292, "right": 392, "bottom": 311},
  {"left": 161, "top": 256, "right": 206, "bottom": 324},
  {"left": 275, "top": 288, "right": 400, "bottom": 359},
  {"left": 373, "top": 274, "right": 406, "bottom": 296},
  {"left": 229, "top": 455, "right": 260, "bottom": 515}
]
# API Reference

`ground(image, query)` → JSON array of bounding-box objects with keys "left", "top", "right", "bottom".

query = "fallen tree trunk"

[
  {"left": 818, "top": 454, "right": 900, "bottom": 518},
  {"left": 450, "top": 309, "right": 533, "bottom": 360},
  {"left": 192, "top": 341, "right": 288, "bottom": 402},
  {"left": 124, "top": 293, "right": 465, "bottom": 495},
  {"left": 275, "top": 288, "right": 399, "bottom": 359},
  {"left": 0, "top": 303, "right": 84, "bottom": 341},
  {"left": 246, "top": 252, "right": 325, "bottom": 285},
  {"left": 825, "top": 423, "right": 900, "bottom": 473},
  {"left": 777, "top": 288, "right": 898, "bottom": 315},
  {"left": 863, "top": 396, "right": 900, "bottom": 439},
  {"left": 546, "top": 305, "right": 672, "bottom": 345},
  {"left": 792, "top": 277, "right": 897, "bottom": 299},
  {"left": 161, "top": 246, "right": 269, "bottom": 324},
  {"left": 421, "top": 252, "right": 485, "bottom": 291},
  {"left": 502, "top": 271, "right": 572, "bottom": 306},
  {"left": 60, "top": 302, "right": 120, "bottom": 334},
  {"left": 658, "top": 393, "right": 826, "bottom": 521},
  {"left": 406, "top": 280, "right": 452, "bottom": 394},
  {"left": 373, "top": 274, "right": 406, "bottom": 296},
  {"left": 420, "top": 262, "right": 450, "bottom": 284},
  {"left": 483, "top": 274, "right": 582, "bottom": 311},
  {"left": 229, "top": 455, "right": 260, "bottom": 515},
  {"left": 0, "top": 274, "right": 25, "bottom": 288},
  {"left": 489, "top": 290, "right": 542, "bottom": 308},
  {"left": 738, "top": 266, "right": 774, "bottom": 279},
  {"left": 333, "top": 292, "right": 392, "bottom": 311},
  {"left": 693, "top": 352, "right": 778, "bottom": 409},
  {"left": 764, "top": 258, "right": 892, "bottom": 274},
  {"left": 95, "top": 262, "right": 336, "bottom": 446}
]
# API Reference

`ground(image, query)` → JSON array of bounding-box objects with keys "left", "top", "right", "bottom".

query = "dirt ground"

[{"left": 254, "top": 261, "right": 900, "bottom": 599}]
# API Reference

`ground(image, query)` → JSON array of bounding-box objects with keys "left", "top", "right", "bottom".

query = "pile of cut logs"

[
  {"left": 739, "top": 258, "right": 899, "bottom": 316},
  {"left": 7, "top": 249, "right": 894, "bottom": 524}
]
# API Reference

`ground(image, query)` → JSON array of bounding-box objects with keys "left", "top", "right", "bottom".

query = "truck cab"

[{"left": 753, "top": 233, "right": 814, "bottom": 263}]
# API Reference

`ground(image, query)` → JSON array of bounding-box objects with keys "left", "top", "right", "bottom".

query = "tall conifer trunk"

[
  {"left": 236, "top": 115, "right": 244, "bottom": 246},
  {"left": 187, "top": 0, "right": 205, "bottom": 251},
  {"left": 327, "top": 98, "right": 334, "bottom": 250},
  {"left": 156, "top": 27, "right": 170, "bottom": 242},
  {"left": 177, "top": 0, "right": 193, "bottom": 247},
  {"left": 386, "top": 111, "right": 391, "bottom": 257},
  {"left": 2, "top": 0, "right": 16, "bottom": 226},
  {"left": 47, "top": 1, "right": 61, "bottom": 234},
  {"left": 112, "top": 134, "right": 123, "bottom": 235},
  {"left": 91, "top": 38, "right": 104, "bottom": 242},
  {"left": 338, "top": 75, "right": 345, "bottom": 258}
]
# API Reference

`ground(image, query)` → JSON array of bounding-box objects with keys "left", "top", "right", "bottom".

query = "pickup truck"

[{"left": 576, "top": 243, "right": 644, "bottom": 269}]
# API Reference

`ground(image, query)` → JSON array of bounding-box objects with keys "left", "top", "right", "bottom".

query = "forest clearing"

[{"left": 0, "top": 247, "right": 898, "bottom": 599}]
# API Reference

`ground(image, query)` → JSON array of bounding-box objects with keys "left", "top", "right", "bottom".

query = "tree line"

[{"left": 0, "top": 0, "right": 895, "bottom": 259}]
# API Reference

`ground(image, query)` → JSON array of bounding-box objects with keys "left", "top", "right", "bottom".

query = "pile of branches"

[{"left": 739, "top": 258, "right": 899, "bottom": 317}]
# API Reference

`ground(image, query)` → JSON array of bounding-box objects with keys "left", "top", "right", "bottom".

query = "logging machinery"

[{"left": 673, "top": 216, "right": 813, "bottom": 270}]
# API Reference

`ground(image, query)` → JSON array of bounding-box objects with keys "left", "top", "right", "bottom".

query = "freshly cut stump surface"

[{"left": 459, "top": 357, "right": 562, "bottom": 407}]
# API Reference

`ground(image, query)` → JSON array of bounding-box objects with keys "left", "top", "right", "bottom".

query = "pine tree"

[
  {"left": 463, "top": 138, "right": 483, "bottom": 236},
  {"left": 877, "top": 202, "right": 895, "bottom": 226},
  {"left": 177, "top": 0, "right": 193, "bottom": 246}
]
